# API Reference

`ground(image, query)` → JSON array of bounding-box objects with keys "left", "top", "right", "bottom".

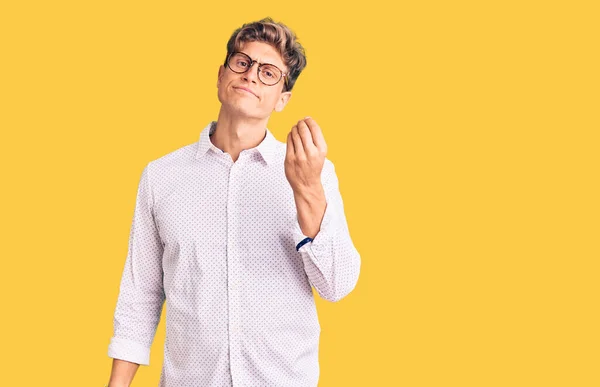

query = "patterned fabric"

[{"left": 108, "top": 120, "right": 361, "bottom": 386}]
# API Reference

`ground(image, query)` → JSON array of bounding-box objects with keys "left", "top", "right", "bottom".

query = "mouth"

[{"left": 234, "top": 87, "right": 258, "bottom": 98}]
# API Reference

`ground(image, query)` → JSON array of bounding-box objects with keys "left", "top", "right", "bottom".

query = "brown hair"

[{"left": 223, "top": 17, "right": 307, "bottom": 93}]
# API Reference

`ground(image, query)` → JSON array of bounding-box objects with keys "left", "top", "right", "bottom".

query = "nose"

[{"left": 242, "top": 61, "right": 259, "bottom": 84}]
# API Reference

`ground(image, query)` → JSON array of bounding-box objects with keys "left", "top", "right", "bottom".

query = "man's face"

[{"left": 217, "top": 41, "right": 292, "bottom": 120}]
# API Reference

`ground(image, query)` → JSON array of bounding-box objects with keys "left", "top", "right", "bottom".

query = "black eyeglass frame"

[{"left": 226, "top": 51, "right": 289, "bottom": 90}]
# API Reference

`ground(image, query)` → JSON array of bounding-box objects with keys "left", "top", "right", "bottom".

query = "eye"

[{"left": 261, "top": 65, "right": 280, "bottom": 79}]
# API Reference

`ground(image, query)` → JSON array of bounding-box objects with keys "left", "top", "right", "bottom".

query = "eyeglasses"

[{"left": 226, "top": 51, "right": 289, "bottom": 89}]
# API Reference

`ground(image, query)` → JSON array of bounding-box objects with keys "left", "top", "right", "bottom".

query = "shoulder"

[{"left": 145, "top": 141, "right": 197, "bottom": 176}]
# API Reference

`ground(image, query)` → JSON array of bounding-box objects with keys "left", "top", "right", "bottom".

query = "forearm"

[
  {"left": 294, "top": 183, "right": 327, "bottom": 239},
  {"left": 107, "top": 358, "right": 140, "bottom": 387},
  {"left": 292, "top": 160, "right": 361, "bottom": 302}
]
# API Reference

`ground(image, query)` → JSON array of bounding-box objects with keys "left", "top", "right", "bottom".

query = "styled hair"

[{"left": 223, "top": 17, "right": 307, "bottom": 92}]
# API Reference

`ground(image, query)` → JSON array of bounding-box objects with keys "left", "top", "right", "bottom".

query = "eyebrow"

[{"left": 240, "top": 51, "right": 285, "bottom": 71}]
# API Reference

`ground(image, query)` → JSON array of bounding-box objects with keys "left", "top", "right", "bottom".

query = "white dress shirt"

[{"left": 108, "top": 120, "right": 361, "bottom": 386}]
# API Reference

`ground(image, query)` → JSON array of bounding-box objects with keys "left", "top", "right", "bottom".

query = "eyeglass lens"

[{"left": 228, "top": 53, "right": 282, "bottom": 85}]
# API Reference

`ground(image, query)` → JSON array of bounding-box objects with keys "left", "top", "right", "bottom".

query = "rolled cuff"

[
  {"left": 292, "top": 196, "right": 339, "bottom": 254},
  {"left": 107, "top": 336, "right": 151, "bottom": 366}
]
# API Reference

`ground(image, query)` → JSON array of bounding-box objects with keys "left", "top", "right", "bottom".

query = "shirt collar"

[{"left": 195, "top": 120, "right": 277, "bottom": 165}]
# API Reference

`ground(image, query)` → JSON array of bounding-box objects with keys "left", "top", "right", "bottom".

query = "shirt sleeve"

[
  {"left": 107, "top": 163, "right": 165, "bottom": 366},
  {"left": 292, "top": 159, "right": 361, "bottom": 302}
]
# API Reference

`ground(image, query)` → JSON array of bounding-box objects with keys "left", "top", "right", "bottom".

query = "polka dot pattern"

[{"left": 108, "top": 120, "right": 361, "bottom": 386}]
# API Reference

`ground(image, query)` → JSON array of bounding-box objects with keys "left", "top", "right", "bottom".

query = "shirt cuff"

[
  {"left": 107, "top": 336, "right": 151, "bottom": 366},
  {"left": 292, "top": 195, "right": 339, "bottom": 253}
]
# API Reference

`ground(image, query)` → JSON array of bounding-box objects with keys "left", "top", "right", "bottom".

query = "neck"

[{"left": 211, "top": 107, "right": 269, "bottom": 162}]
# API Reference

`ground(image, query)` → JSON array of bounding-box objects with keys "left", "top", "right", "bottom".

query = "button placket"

[{"left": 226, "top": 161, "right": 241, "bottom": 384}]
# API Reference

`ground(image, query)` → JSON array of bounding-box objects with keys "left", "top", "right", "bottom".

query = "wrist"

[{"left": 293, "top": 183, "right": 325, "bottom": 204}]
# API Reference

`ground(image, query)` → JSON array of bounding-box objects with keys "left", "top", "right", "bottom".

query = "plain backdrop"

[{"left": 0, "top": 1, "right": 598, "bottom": 386}]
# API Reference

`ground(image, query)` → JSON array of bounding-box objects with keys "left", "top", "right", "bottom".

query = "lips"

[{"left": 234, "top": 86, "right": 258, "bottom": 98}]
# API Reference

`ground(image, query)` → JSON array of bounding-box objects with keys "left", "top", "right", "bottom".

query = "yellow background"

[{"left": 1, "top": 1, "right": 598, "bottom": 386}]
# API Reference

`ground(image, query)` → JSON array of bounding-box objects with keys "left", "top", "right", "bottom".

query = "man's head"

[{"left": 217, "top": 17, "right": 307, "bottom": 120}]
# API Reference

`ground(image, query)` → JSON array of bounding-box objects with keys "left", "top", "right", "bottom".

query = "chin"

[{"left": 227, "top": 104, "right": 263, "bottom": 118}]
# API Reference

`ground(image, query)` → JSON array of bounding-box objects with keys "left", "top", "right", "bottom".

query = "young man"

[{"left": 106, "top": 17, "right": 361, "bottom": 387}]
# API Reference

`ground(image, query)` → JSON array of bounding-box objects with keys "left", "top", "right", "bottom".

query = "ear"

[
  {"left": 274, "top": 91, "right": 292, "bottom": 112},
  {"left": 217, "top": 65, "right": 224, "bottom": 87}
]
